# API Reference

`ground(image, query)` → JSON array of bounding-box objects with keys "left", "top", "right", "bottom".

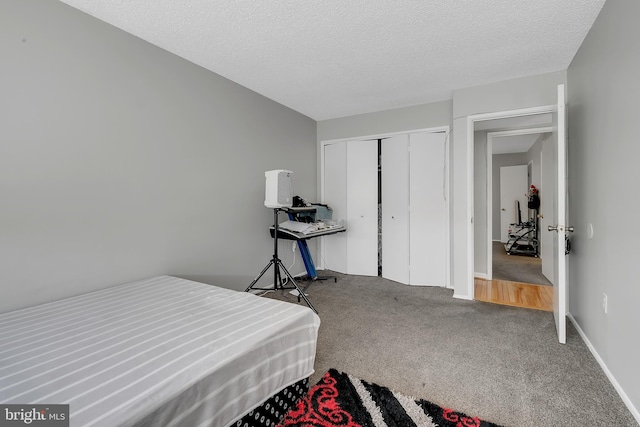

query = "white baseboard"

[
  {"left": 453, "top": 293, "right": 473, "bottom": 301},
  {"left": 568, "top": 313, "right": 640, "bottom": 424},
  {"left": 474, "top": 273, "right": 489, "bottom": 280}
]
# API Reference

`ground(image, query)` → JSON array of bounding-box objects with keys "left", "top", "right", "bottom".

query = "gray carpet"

[
  {"left": 493, "top": 241, "right": 552, "bottom": 286},
  {"left": 265, "top": 272, "right": 637, "bottom": 426}
]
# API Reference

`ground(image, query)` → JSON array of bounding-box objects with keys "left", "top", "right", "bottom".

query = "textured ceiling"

[{"left": 58, "top": 0, "right": 606, "bottom": 120}]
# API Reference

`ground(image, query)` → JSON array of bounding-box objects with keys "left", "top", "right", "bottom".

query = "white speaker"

[{"left": 264, "top": 170, "right": 293, "bottom": 208}]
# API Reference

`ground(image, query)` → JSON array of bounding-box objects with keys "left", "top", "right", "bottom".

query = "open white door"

[
  {"left": 540, "top": 139, "right": 554, "bottom": 282},
  {"left": 550, "top": 84, "right": 570, "bottom": 344}
]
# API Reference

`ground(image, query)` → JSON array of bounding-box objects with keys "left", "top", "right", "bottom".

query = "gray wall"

[
  {"left": 0, "top": 0, "right": 317, "bottom": 313},
  {"left": 317, "top": 100, "right": 452, "bottom": 142},
  {"left": 567, "top": 0, "right": 640, "bottom": 415},
  {"left": 525, "top": 134, "right": 547, "bottom": 193},
  {"left": 453, "top": 72, "right": 568, "bottom": 119}
]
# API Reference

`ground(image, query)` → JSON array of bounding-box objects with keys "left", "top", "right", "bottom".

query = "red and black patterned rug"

[{"left": 278, "top": 369, "right": 503, "bottom": 427}]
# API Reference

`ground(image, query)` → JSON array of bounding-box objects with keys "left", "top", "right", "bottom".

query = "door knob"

[{"left": 548, "top": 225, "right": 575, "bottom": 232}]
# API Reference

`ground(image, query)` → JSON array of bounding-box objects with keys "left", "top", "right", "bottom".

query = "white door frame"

[
  {"left": 320, "top": 125, "right": 451, "bottom": 288},
  {"left": 466, "top": 107, "right": 555, "bottom": 298},
  {"left": 485, "top": 127, "right": 552, "bottom": 279}
]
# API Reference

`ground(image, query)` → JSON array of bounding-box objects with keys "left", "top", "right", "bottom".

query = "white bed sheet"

[{"left": 0, "top": 276, "right": 320, "bottom": 427}]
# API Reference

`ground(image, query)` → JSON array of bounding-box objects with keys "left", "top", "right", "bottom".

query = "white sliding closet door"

[
  {"left": 322, "top": 142, "right": 347, "bottom": 273},
  {"left": 346, "top": 140, "right": 378, "bottom": 276},
  {"left": 381, "top": 135, "right": 410, "bottom": 284},
  {"left": 409, "top": 131, "right": 447, "bottom": 286},
  {"left": 323, "top": 130, "right": 449, "bottom": 285},
  {"left": 322, "top": 139, "right": 378, "bottom": 276}
]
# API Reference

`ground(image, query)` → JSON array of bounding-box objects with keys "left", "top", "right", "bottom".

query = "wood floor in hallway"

[{"left": 474, "top": 278, "right": 553, "bottom": 311}]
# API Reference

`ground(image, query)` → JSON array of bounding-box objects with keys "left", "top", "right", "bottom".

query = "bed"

[{"left": 0, "top": 276, "right": 320, "bottom": 427}]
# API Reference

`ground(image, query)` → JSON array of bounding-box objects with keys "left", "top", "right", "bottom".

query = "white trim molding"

[
  {"left": 568, "top": 313, "right": 640, "bottom": 424},
  {"left": 466, "top": 105, "right": 555, "bottom": 300}
]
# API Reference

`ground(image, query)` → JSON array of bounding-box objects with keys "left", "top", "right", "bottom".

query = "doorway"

[
  {"left": 487, "top": 129, "right": 553, "bottom": 286},
  {"left": 465, "top": 85, "right": 568, "bottom": 342},
  {"left": 472, "top": 115, "right": 555, "bottom": 310}
]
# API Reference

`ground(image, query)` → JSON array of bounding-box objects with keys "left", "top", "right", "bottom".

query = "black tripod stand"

[{"left": 245, "top": 208, "right": 317, "bottom": 313}]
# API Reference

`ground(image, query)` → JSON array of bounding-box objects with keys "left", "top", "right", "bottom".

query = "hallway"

[{"left": 492, "top": 241, "right": 551, "bottom": 285}]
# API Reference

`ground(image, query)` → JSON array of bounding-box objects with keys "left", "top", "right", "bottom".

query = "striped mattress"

[{"left": 0, "top": 276, "right": 320, "bottom": 426}]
